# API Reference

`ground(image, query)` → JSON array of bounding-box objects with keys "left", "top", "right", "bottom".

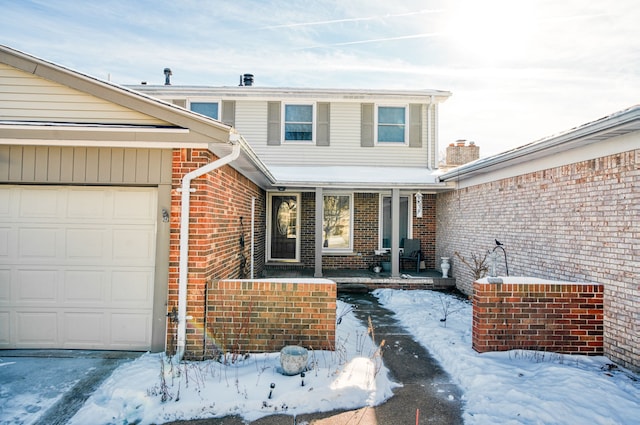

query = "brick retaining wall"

[
  {"left": 205, "top": 279, "right": 336, "bottom": 355},
  {"left": 473, "top": 278, "right": 603, "bottom": 355}
]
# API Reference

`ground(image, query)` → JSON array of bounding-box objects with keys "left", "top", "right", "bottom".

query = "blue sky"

[{"left": 2, "top": 0, "right": 638, "bottom": 157}]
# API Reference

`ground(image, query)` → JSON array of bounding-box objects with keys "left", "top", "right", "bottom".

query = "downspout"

[{"left": 176, "top": 133, "right": 241, "bottom": 361}]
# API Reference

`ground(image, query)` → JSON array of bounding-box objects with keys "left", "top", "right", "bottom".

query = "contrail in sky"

[
  {"left": 259, "top": 9, "right": 444, "bottom": 30},
  {"left": 301, "top": 32, "right": 443, "bottom": 49}
]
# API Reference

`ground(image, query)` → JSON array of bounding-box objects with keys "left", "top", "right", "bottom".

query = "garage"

[{"left": 0, "top": 185, "right": 157, "bottom": 350}]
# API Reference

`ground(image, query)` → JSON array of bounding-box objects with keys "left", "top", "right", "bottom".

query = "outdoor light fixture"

[
  {"left": 415, "top": 192, "right": 423, "bottom": 218},
  {"left": 492, "top": 239, "right": 509, "bottom": 276},
  {"left": 277, "top": 186, "right": 286, "bottom": 192}
]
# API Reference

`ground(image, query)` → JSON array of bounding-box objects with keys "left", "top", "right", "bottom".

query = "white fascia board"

[{"left": 128, "top": 85, "right": 452, "bottom": 104}]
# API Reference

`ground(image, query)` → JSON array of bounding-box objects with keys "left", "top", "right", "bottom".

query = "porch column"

[
  {"left": 391, "top": 188, "right": 400, "bottom": 277},
  {"left": 314, "top": 187, "right": 323, "bottom": 277}
]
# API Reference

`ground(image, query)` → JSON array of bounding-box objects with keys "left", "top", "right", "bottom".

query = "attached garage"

[{"left": 0, "top": 185, "right": 157, "bottom": 350}]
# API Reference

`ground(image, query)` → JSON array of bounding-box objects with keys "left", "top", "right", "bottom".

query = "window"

[
  {"left": 284, "top": 104, "right": 314, "bottom": 142},
  {"left": 380, "top": 196, "right": 410, "bottom": 249},
  {"left": 190, "top": 102, "right": 219, "bottom": 120},
  {"left": 323, "top": 194, "right": 352, "bottom": 251},
  {"left": 377, "top": 106, "right": 407, "bottom": 144}
]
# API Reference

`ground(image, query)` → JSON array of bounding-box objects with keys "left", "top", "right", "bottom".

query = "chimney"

[
  {"left": 163, "top": 68, "right": 172, "bottom": 85},
  {"left": 446, "top": 140, "right": 480, "bottom": 166},
  {"left": 242, "top": 73, "right": 254, "bottom": 86}
]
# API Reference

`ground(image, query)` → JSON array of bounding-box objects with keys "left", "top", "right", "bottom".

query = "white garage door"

[{"left": 0, "top": 185, "right": 157, "bottom": 350}]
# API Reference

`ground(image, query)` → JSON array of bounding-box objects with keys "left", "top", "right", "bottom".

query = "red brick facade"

[
  {"left": 437, "top": 148, "right": 639, "bottom": 371},
  {"left": 205, "top": 279, "right": 336, "bottom": 354},
  {"left": 473, "top": 280, "right": 604, "bottom": 354},
  {"left": 300, "top": 192, "right": 437, "bottom": 270},
  {"left": 167, "top": 148, "right": 266, "bottom": 359}
]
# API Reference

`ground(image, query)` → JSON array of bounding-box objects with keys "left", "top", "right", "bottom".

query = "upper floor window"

[
  {"left": 284, "top": 104, "right": 314, "bottom": 142},
  {"left": 377, "top": 106, "right": 407, "bottom": 144},
  {"left": 190, "top": 101, "right": 219, "bottom": 120}
]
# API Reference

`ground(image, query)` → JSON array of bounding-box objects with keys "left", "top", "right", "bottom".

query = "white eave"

[
  {"left": 438, "top": 105, "right": 640, "bottom": 182},
  {"left": 127, "top": 85, "right": 452, "bottom": 103}
]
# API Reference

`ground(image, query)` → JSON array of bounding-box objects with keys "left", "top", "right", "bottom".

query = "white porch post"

[
  {"left": 391, "top": 188, "right": 401, "bottom": 277},
  {"left": 314, "top": 187, "right": 323, "bottom": 277}
]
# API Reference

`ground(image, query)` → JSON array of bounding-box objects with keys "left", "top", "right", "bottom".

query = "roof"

[
  {"left": 269, "top": 165, "right": 447, "bottom": 191},
  {"left": 438, "top": 104, "right": 640, "bottom": 182},
  {"left": 0, "top": 44, "right": 276, "bottom": 189}
]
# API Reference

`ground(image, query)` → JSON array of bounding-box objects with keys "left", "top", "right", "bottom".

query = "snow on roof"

[{"left": 270, "top": 165, "right": 445, "bottom": 188}]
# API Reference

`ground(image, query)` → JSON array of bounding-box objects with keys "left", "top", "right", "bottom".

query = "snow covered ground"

[{"left": 2, "top": 289, "right": 638, "bottom": 424}]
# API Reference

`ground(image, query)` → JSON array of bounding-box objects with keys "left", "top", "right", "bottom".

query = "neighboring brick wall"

[
  {"left": 205, "top": 279, "right": 336, "bottom": 354},
  {"left": 300, "top": 192, "right": 437, "bottom": 270},
  {"left": 167, "top": 148, "right": 266, "bottom": 358},
  {"left": 436, "top": 148, "right": 639, "bottom": 371},
  {"left": 473, "top": 280, "right": 603, "bottom": 355}
]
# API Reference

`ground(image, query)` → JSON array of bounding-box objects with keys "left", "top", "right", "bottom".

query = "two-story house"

[
  {"left": 0, "top": 45, "right": 451, "bottom": 358},
  {"left": 132, "top": 78, "right": 451, "bottom": 278}
]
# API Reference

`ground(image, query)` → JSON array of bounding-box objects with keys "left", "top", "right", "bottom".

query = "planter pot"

[
  {"left": 373, "top": 266, "right": 382, "bottom": 273},
  {"left": 280, "top": 345, "right": 308, "bottom": 376},
  {"left": 381, "top": 261, "right": 391, "bottom": 272}
]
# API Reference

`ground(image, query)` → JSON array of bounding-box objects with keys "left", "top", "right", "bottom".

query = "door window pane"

[
  {"left": 381, "top": 196, "right": 409, "bottom": 249},
  {"left": 323, "top": 195, "right": 351, "bottom": 250}
]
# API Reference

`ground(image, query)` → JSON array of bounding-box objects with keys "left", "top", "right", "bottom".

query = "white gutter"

[{"left": 176, "top": 133, "right": 241, "bottom": 361}]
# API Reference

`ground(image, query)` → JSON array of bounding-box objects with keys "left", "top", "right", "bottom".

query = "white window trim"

[
  {"left": 322, "top": 192, "right": 354, "bottom": 253},
  {"left": 378, "top": 194, "right": 413, "bottom": 250},
  {"left": 282, "top": 102, "right": 317, "bottom": 144},
  {"left": 266, "top": 192, "right": 301, "bottom": 262},
  {"left": 187, "top": 99, "right": 221, "bottom": 120},
  {"left": 375, "top": 104, "right": 409, "bottom": 145}
]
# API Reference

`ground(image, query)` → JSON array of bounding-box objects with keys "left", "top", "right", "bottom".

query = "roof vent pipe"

[
  {"left": 164, "top": 68, "right": 172, "bottom": 85},
  {"left": 243, "top": 73, "right": 254, "bottom": 86}
]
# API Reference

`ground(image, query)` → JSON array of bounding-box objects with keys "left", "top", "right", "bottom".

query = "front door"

[{"left": 268, "top": 194, "right": 299, "bottom": 261}]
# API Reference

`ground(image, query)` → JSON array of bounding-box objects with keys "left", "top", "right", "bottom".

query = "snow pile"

[
  {"left": 374, "top": 289, "right": 640, "bottom": 425},
  {"left": 68, "top": 301, "right": 397, "bottom": 424}
]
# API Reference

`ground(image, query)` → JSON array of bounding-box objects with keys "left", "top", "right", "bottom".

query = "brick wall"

[
  {"left": 300, "top": 192, "right": 437, "bottom": 270},
  {"left": 446, "top": 141, "right": 480, "bottom": 166},
  {"left": 473, "top": 279, "right": 603, "bottom": 354},
  {"left": 436, "top": 148, "right": 639, "bottom": 371},
  {"left": 167, "top": 148, "right": 266, "bottom": 359},
  {"left": 205, "top": 279, "right": 336, "bottom": 354}
]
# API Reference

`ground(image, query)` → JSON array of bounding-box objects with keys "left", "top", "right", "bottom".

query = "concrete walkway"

[{"left": 168, "top": 292, "right": 464, "bottom": 425}]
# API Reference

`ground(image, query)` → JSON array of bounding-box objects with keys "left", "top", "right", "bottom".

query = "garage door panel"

[
  {"left": 111, "top": 270, "right": 153, "bottom": 305},
  {"left": 0, "top": 190, "right": 10, "bottom": 216},
  {"left": 0, "top": 311, "right": 9, "bottom": 344},
  {"left": 64, "top": 312, "right": 105, "bottom": 346},
  {"left": 0, "top": 270, "right": 9, "bottom": 301},
  {"left": 113, "top": 190, "right": 156, "bottom": 221},
  {"left": 111, "top": 313, "right": 151, "bottom": 347},
  {"left": 64, "top": 271, "right": 105, "bottom": 303},
  {"left": 16, "top": 311, "right": 58, "bottom": 344},
  {"left": 0, "top": 185, "right": 157, "bottom": 350},
  {"left": 17, "top": 269, "right": 58, "bottom": 302},
  {"left": 19, "top": 227, "right": 59, "bottom": 258},
  {"left": 113, "top": 228, "right": 155, "bottom": 262},
  {"left": 0, "top": 227, "right": 9, "bottom": 257},
  {"left": 67, "top": 228, "right": 108, "bottom": 259},
  {"left": 67, "top": 189, "right": 106, "bottom": 219},
  {"left": 19, "top": 188, "right": 60, "bottom": 218}
]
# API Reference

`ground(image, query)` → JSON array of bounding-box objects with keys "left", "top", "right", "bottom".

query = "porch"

[{"left": 263, "top": 264, "right": 455, "bottom": 293}]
